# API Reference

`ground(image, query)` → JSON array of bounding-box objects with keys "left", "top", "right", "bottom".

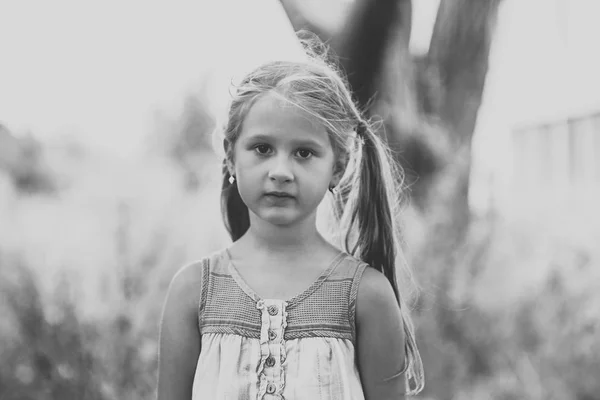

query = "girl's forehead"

[{"left": 240, "top": 92, "right": 329, "bottom": 142}]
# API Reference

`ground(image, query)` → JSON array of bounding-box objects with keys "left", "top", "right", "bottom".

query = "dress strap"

[
  {"left": 349, "top": 262, "right": 368, "bottom": 344},
  {"left": 197, "top": 257, "right": 211, "bottom": 330}
]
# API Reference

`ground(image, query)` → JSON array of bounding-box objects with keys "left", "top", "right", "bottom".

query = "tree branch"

[
  {"left": 427, "top": 0, "right": 503, "bottom": 146},
  {"left": 334, "top": 0, "right": 412, "bottom": 108}
]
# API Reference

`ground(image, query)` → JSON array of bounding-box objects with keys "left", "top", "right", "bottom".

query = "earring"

[
  {"left": 228, "top": 175, "right": 236, "bottom": 184},
  {"left": 328, "top": 185, "right": 337, "bottom": 194}
]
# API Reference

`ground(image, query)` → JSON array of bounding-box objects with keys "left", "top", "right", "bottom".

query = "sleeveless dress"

[{"left": 191, "top": 248, "right": 368, "bottom": 400}]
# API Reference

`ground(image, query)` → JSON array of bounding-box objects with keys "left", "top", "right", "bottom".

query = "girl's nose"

[{"left": 268, "top": 157, "right": 294, "bottom": 183}]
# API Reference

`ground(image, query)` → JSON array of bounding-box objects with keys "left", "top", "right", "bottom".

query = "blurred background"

[{"left": 0, "top": 0, "right": 598, "bottom": 399}]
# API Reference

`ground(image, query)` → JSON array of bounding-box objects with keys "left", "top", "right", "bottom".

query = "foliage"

[
  {"left": 0, "top": 260, "right": 106, "bottom": 400},
  {"left": 0, "top": 255, "right": 162, "bottom": 400},
  {"left": 149, "top": 84, "right": 217, "bottom": 191},
  {"left": 408, "top": 212, "right": 600, "bottom": 399},
  {"left": 0, "top": 124, "right": 56, "bottom": 194}
]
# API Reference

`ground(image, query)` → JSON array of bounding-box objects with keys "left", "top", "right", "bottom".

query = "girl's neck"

[{"left": 239, "top": 214, "right": 326, "bottom": 258}]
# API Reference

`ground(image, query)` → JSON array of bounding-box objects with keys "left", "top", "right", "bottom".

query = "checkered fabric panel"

[{"left": 197, "top": 250, "right": 368, "bottom": 344}]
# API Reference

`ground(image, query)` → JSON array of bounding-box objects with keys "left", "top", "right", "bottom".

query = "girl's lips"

[
  {"left": 263, "top": 193, "right": 295, "bottom": 205},
  {"left": 264, "top": 191, "right": 294, "bottom": 198}
]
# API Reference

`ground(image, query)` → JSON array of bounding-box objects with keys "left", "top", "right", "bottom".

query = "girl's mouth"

[{"left": 264, "top": 191, "right": 294, "bottom": 198}]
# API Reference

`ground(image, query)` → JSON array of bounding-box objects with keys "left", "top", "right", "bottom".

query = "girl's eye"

[
  {"left": 296, "top": 149, "right": 313, "bottom": 159},
  {"left": 254, "top": 144, "right": 272, "bottom": 155}
]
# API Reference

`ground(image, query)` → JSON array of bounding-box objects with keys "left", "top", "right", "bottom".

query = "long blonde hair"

[{"left": 216, "top": 34, "right": 424, "bottom": 394}]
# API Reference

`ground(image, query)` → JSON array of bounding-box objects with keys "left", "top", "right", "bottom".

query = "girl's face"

[{"left": 230, "top": 92, "right": 340, "bottom": 228}]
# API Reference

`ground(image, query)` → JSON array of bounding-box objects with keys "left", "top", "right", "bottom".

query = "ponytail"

[
  {"left": 352, "top": 121, "right": 400, "bottom": 301},
  {"left": 220, "top": 159, "right": 250, "bottom": 241},
  {"left": 337, "top": 120, "right": 425, "bottom": 394}
]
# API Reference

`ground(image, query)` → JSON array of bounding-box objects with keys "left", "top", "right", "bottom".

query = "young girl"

[{"left": 157, "top": 37, "right": 424, "bottom": 399}]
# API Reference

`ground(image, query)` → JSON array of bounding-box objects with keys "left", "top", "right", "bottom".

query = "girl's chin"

[
  {"left": 260, "top": 213, "right": 298, "bottom": 227},
  {"left": 252, "top": 208, "right": 305, "bottom": 227}
]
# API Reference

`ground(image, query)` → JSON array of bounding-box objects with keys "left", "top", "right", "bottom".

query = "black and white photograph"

[{"left": 0, "top": 0, "right": 597, "bottom": 399}]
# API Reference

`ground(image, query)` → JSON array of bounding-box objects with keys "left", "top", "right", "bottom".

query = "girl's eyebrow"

[
  {"left": 292, "top": 138, "right": 325, "bottom": 148},
  {"left": 242, "top": 133, "right": 275, "bottom": 142},
  {"left": 243, "top": 133, "right": 326, "bottom": 148}
]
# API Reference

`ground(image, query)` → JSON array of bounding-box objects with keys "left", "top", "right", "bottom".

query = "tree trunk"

[
  {"left": 424, "top": 0, "right": 503, "bottom": 257},
  {"left": 420, "top": 1, "right": 503, "bottom": 396}
]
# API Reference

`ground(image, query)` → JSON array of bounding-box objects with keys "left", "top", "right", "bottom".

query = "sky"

[
  {"left": 0, "top": 0, "right": 598, "bottom": 160},
  {"left": 0, "top": 0, "right": 305, "bottom": 157}
]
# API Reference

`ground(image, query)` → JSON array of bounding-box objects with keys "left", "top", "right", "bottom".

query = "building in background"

[
  {"left": 509, "top": 111, "right": 600, "bottom": 214},
  {"left": 469, "top": 0, "right": 600, "bottom": 236}
]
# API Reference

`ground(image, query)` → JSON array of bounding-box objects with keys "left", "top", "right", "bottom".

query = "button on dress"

[{"left": 191, "top": 249, "right": 368, "bottom": 400}]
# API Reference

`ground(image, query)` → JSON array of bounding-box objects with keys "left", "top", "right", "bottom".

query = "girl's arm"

[
  {"left": 356, "top": 267, "right": 408, "bottom": 400},
  {"left": 157, "top": 262, "right": 203, "bottom": 400}
]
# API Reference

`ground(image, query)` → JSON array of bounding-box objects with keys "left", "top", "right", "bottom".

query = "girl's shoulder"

[
  {"left": 336, "top": 252, "right": 392, "bottom": 296},
  {"left": 171, "top": 248, "right": 228, "bottom": 280},
  {"left": 166, "top": 260, "right": 205, "bottom": 308},
  {"left": 166, "top": 249, "right": 225, "bottom": 303},
  {"left": 354, "top": 265, "right": 403, "bottom": 339},
  {"left": 356, "top": 266, "right": 396, "bottom": 305},
  {"left": 164, "top": 248, "right": 232, "bottom": 321}
]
